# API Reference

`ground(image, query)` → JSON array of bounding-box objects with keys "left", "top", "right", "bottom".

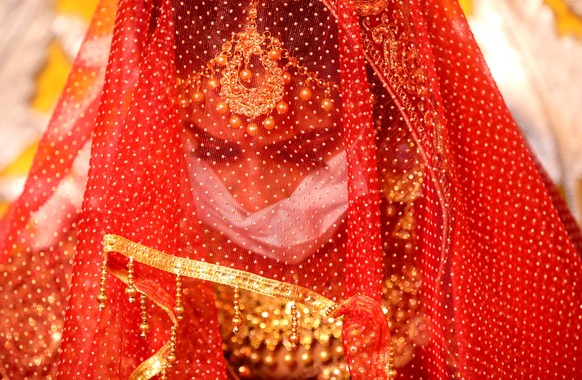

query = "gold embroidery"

[
  {"left": 103, "top": 234, "right": 338, "bottom": 314},
  {"left": 355, "top": 0, "right": 388, "bottom": 16},
  {"left": 359, "top": 0, "right": 453, "bottom": 218}
]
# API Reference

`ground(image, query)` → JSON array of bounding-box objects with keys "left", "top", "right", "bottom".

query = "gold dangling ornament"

[
  {"left": 139, "top": 293, "right": 149, "bottom": 338},
  {"left": 179, "top": 0, "right": 337, "bottom": 135},
  {"left": 125, "top": 258, "right": 137, "bottom": 303},
  {"left": 232, "top": 286, "right": 243, "bottom": 334},
  {"left": 289, "top": 301, "right": 300, "bottom": 350},
  {"left": 166, "top": 325, "right": 178, "bottom": 368},
  {"left": 165, "top": 266, "right": 183, "bottom": 374},
  {"left": 174, "top": 273, "right": 184, "bottom": 321},
  {"left": 97, "top": 252, "right": 108, "bottom": 310}
]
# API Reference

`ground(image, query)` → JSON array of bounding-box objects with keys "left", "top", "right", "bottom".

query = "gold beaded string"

[
  {"left": 125, "top": 258, "right": 137, "bottom": 303},
  {"left": 174, "top": 273, "right": 184, "bottom": 321},
  {"left": 289, "top": 301, "right": 300, "bottom": 350},
  {"left": 97, "top": 252, "right": 108, "bottom": 310},
  {"left": 165, "top": 265, "right": 183, "bottom": 373},
  {"left": 166, "top": 325, "right": 178, "bottom": 368},
  {"left": 388, "top": 346, "right": 397, "bottom": 379},
  {"left": 232, "top": 286, "right": 243, "bottom": 334},
  {"left": 139, "top": 293, "right": 149, "bottom": 339}
]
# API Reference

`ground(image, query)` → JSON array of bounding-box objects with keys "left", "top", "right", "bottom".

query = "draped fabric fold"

[{"left": 336, "top": 294, "right": 393, "bottom": 379}]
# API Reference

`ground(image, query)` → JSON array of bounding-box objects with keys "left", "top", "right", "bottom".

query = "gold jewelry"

[
  {"left": 125, "top": 258, "right": 137, "bottom": 303},
  {"left": 174, "top": 273, "right": 184, "bottom": 321},
  {"left": 97, "top": 253, "right": 108, "bottom": 310},
  {"left": 232, "top": 286, "right": 243, "bottom": 334},
  {"left": 289, "top": 301, "right": 300, "bottom": 350},
  {"left": 213, "top": 265, "right": 424, "bottom": 379},
  {"left": 139, "top": 293, "right": 150, "bottom": 338},
  {"left": 166, "top": 325, "right": 177, "bottom": 367},
  {"left": 178, "top": 0, "right": 338, "bottom": 135}
]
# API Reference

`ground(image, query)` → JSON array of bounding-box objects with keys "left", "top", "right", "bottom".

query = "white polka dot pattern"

[{"left": 0, "top": 0, "right": 580, "bottom": 379}]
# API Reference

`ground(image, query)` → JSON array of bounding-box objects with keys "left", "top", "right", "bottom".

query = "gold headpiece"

[{"left": 178, "top": 1, "right": 337, "bottom": 135}]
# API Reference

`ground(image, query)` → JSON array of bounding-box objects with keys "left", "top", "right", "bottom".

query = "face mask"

[{"left": 189, "top": 151, "right": 348, "bottom": 264}]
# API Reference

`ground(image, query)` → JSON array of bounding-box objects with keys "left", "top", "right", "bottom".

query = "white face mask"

[{"left": 189, "top": 151, "right": 348, "bottom": 264}]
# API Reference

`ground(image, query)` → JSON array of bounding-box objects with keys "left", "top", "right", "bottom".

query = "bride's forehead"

[{"left": 173, "top": 1, "right": 339, "bottom": 68}]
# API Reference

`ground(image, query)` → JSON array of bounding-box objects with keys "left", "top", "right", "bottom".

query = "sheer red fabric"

[{"left": 1, "top": 0, "right": 580, "bottom": 379}]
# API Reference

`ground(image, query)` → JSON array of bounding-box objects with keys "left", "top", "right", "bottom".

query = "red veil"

[{"left": 1, "top": 0, "right": 581, "bottom": 379}]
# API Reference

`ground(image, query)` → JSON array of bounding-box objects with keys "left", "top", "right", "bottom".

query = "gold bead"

[
  {"left": 215, "top": 53, "right": 228, "bottom": 66},
  {"left": 276, "top": 101, "right": 289, "bottom": 114},
  {"left": 97, "top": 293, "right": 108, "bottom": 304},
  {"left": 319, "top": 349, "right": 331, "bottom": 362},
  {"left": 126, "top": 286, "right": 137, "bottom": 303},
  {"left": 263, "top": 353, "right": 276, "bottom": 366},
  {"left": 229, "top": 115, "right": 243, "bottom": 129},
  {"left": 289, "top": 333, "right": 300, "bottom": 345},
  {"left": 166, "top": 354, "right": 176, "bottom": 365},
  {"left": 246, "top": 123, "right": 259, "bottom": 136},
  {"left": 192, "top": 91, "right": 204, "bottom": 102},
  {"left": 321, "top": 98, "right": 334, "bottom": 112},
  {"left": 283, "top": 353, "right": 295, "bottom": 364},
  {"left": 263, "top": 116, "right": 276, "bottom": 130},
  {"left": 299, "top": 87, "right": 312, "bottom": 101},
  {"left": 232, "top": 316, "right": 243, "bottom": 327},
  {"left": 238, "top": 365, "right": 252, "bottom": 379},
  {"left": 283, "top": 71, "right": 292, "bottom": 84},
  {"left": 250, "top": 352, "right": 261, "bottom": 364},
  {"left": 239, "top": 69, "right": 253, "bottom": 82},
  {"left": 268, "top": 48, "right": 281, "bottom": 61},
  {"left": 207, "top": 77, "right": 220, "bottom": 89},
  {"left": 139, "top": 322, "right": 150, "bottom": 333},
  {"left": 174, "top": 305, "right": 184, "bottom": 315},
  {"left": 300, "top": 352, "right": 313, "bottom": 365},
  {"left": 216, "top": 101, "right": 229, "bottom": 114}
]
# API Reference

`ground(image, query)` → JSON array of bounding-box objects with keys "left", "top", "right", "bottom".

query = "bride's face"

[{"left": 182, "top": 79, "right": 343, "bottom": 212}]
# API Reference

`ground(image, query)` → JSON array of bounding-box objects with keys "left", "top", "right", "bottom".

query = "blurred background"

[{"left": 0, "top": 0, "right": 580, "bottom": 222}]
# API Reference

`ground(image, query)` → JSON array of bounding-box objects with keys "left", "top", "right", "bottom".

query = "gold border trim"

[
  {"left": 103, "top": 234, "right": 338, "bottom": 316},
  {"left": 128, "top": 342, "right": 170, "bottom": 380}
]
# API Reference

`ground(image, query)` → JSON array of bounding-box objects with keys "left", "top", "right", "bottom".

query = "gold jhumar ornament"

[{"left": 178, "top": 0, "right": 337, "bottom": 135}]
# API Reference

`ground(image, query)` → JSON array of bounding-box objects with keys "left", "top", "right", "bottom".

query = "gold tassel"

[
  {"left": 139, "top": 293, "right": 149, "bottom": 338},
  {"left": 174, "top": 274, "right": 184, "bottom": 321},
  {"left": 232, "top": 286, "right": 242, "bottom": 334},
  {"left": 289, "top": 301, "right": 300, "bottom": 350},
  {"left": 166, "top": 325, "right": 177, "bottom": 368},
  {"left": 97, "top": 253, "right": 108, "bottom": 310},
  {"left": 125, "top": 258, "right": 137, "bottom": 303}
]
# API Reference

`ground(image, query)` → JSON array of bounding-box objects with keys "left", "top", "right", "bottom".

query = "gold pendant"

[{"left": 179, "top": 1, "right": 337, "bottom": 135}]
